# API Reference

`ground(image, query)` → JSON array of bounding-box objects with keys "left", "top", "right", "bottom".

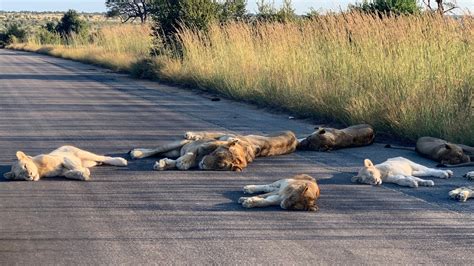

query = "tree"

[
  {"left": 350, "top": 0, "right": 421, "bottom": 15},
  {"left": 4, "top": 24, "right": 28, "bottom": 44},
  {"left": 55, "top": 10, "right": 89, "bottom": 38},
  {"left": 422, "top": 0, "right": 458, "bottom": 14},
  {"left": 256, "top": 0, "right": 296, "bottom": 22},
  {"left": 105, "top": 0, "right": 153, "bottom": 23},
  {"left": 219, "top": 0, "right": 247, "bottom": 22}
]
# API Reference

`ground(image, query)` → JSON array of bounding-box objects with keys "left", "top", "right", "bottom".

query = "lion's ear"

[
  {"left": 351, "top": 176, "right": 360, "bottom": 183},
  {"left": 231, "top": 165, "right": 243, "bottom": 172},
  {"left": 3, "top": 172, "right": 14, "bottom": 179},
  {"left": 318, "top": 129, "right": 326, "bottom": 134},
  {"left": 314, "top": 126, "right": 320, "bottom": 130},
  {"left": 16, "top": 151, "right": 29, "bottom": 161},
  {"left": 364, "top": 159, "right": 374, "bottom": 168},
  {"left": 444, "top": 144, "right": 452, "bottom": 150},
  {"left": 228, "top": 139, "right": 239, "bottom": 146}
]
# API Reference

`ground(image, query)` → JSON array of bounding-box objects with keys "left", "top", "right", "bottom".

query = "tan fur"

[
  {"left": 3, "top": 146, "right": 127, "bottom": 181},
  {"left": 352, "top": 157, "right": 453, "bottom": 187},
  {"left": 415, "top": 137, "right": 473, "bottom": 166},
  {"left": 129, "top": 131, "right": 298, "bottom": 171},
  {"left": 238, "top": 174, "right": 320, "bottom": 211},
  {"left": 449, "top": 186, "right": 474, "bottom": 202},
  {"left": 298, "top": 124, "right": 375, "bottom": 151}
]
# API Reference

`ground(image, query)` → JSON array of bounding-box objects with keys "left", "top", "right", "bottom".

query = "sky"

[{"left": 0, "top": 0, "right": 473, "bottom": 13}]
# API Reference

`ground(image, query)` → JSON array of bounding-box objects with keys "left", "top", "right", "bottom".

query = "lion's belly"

[
  {"left": 36, "top": 155, "right": 68, "bottom": 177},
  {"left": 380, "top": 161, "right": 414, "bottom": 177}
]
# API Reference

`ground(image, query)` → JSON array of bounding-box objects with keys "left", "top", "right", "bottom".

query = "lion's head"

[
  {"left": 199, "top": 139, "right": 248, "bottom": 171},
  {"left": 280, "top": 177, "right": 320, "bottom": 211},
  {"left": 438, "top": 144, "right": 470, "bottom": 165},
  {"left": 351, "top": 159, "right": 382, "bottom": 185},
  {"left": 298, "top": 127, "right": 336, "bottom": 151},
  {"left": 3, "top": 151, "right": 39, "bottom": 181}
]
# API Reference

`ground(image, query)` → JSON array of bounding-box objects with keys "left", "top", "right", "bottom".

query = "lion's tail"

[{"left": 384, "top": 144, "right": 415, "bottom": 151}]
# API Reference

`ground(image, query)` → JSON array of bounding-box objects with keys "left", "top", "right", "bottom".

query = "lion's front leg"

[
  {"left": 385, "top": 175, "right": 419, "bottom": 187},
  {"left": 64, "top": 169, "right": 91, "bottom": 181},
  {"left": 62, "top": 157, "right": 91, "bottom": 181},
  {"left": 449, "top": 187, "right": 474, "bottom": 202},
  {"left": 239, "top": 193, "right": 282, "bottom": 209},
  {"left": 184, "top": 131, "right": 229, "bottom": 140}
]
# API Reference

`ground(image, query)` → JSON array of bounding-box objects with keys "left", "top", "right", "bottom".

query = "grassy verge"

[{"left": 9, "top": 14, "right": 474, "bottom": 145}]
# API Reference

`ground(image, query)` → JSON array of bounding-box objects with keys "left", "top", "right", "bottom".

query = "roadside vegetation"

[{"left": 4, "top": 0, "right": 474, "bottom": 145}]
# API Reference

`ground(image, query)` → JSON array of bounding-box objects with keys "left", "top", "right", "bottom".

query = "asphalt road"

[{"left": 0, "top": 49, "right": 473, "bottom": 264}]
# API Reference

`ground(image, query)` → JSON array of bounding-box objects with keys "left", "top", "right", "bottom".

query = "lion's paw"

[
  {"left": 464, "top": 171, "right": 474, "bottom": 181},
  {"left": 238, "top": 197, "right": 248, "bottom": 204},
  {"left": 153, "top": 159, "right": 168, "bottom": 171},
  {"left": 184, "top": 132, "right": 201, "bottom": 140},
  {"left": 114, "top": 157, "right": 128, "bottom": 166},
  {"left": 421, "top": 180, "right": 435, "bottom": 187},
  {"left": 130, "top": 149, "right": 144, "bottom": 160},
  {"left": 243, "top": 185, "right": 256, "bottom": 194},
  {"left": 242, "top": 198, "right": 257, "bottom": 208},
  {"left": 440, "top": 170, "right": 453, "bottom": 179}
]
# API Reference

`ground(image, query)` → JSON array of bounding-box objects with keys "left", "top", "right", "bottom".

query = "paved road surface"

[{"left": 0, "top": 49, "right": 473, "bottom": 264}]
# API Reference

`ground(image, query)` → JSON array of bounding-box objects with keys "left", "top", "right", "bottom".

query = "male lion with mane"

[
  {"left": 130, "top": 131, "right": 298, "bottom": 171},
  {"left": 3, "top": 146, "right": 127, "bottom": 181},
  {"left": 239, "top": 174, "right": 320, "bottom": 211}
]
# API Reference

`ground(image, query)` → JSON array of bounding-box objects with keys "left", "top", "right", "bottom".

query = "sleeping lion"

[
  {"left": 386, "top": 137, "right": 474, "bottom": 167},
  {"left": 449, "top": 171, "right": 474, "bottom": 202},
  {"left": 130, "top": 131, "right": 298, "bottom": 171},
  {"left": 298, "top": 124, "right": 375, "bottom": 151},
  {"left": 238, "top": 174, "right": 320, "bottom": 211},
  {"left": 352, "top": 157, "right": 453, "bottom": 187},
  {"left": 3, "top": 146, "right": 127, "bottom": 181}
]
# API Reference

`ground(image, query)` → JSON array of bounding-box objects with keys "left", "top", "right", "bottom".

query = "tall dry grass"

[
  {"left": 10, "top": 24, "right": 152, "bottom": 71},
  {"left": 8, "top": 14, "right": 474, "bottom": 144},
  {"left": 159, "top": 14, "right": 474, "bottom": 144}
]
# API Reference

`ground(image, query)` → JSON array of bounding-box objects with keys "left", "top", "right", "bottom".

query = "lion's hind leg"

[
  {"left": 130, "top": 140, "right": 191, "bottom": 160},
  {"left": 243, "top": 179, "right": 285, "bottom": 194},
  {"left": 410, "top": 162, "right": 453, "bottom": 179},
  {"left": 449, "top": 187, "right": 474, "bottom": 202},
  {"left": 184, "top": 131, "right": 229, "bottom": 140},
  {"left": 61, "top": 146, "right": 127, "bottom": 167}
]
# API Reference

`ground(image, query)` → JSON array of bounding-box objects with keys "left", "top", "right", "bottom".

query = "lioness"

[
  {"left": 449, "top": 186, "right": 474, "bottom": 202},
  {"left": 238, "top": 174, "right": 320, "bottom": 211},
  {"left": 386, "top": 137, "right": 474, "bottom": 167},
  {"left": 130, "top": 131, "right": 298, "bottom": 171},
  {"left": 298, "top": 124, "right": 375, "bottom": 151},
  {"left": 352, "top": 157, "right": 453, "bottom": 187},
  {"left": 3, "top": 146, "right": 127, "bottom": 181}
]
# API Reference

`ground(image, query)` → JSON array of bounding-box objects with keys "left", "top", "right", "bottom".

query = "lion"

[
  {"left": 129, "top": 131, "right": 298, "bottom": 171},
  {"left": 297, "top": 124, "right": 375, "bottom": 151},
  {"left": 449, "top": 186, "right": 474, "bottom": 202},
  {"left": 238, "top": 174, "right": 320, "bottom": 211},
  {"left": 386, "top": 137, "right": 474, "bottom": 167},
  {"left": 465, "top": 171, "right": 474, "bottom": 181},
  {"left": 351, "top": 157, "right": 453, "bottom": 187},
  {"left": 3, "top": 146, "right": 127, "bottom": 181}
]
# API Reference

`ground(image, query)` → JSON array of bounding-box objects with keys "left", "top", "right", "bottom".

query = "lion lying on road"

[
  {"left": 386, "top": 137, "right": 474, "bottom": 167},
  {"left": 238, "top": 174, "right": 320, "bottom": 211},
  {"left": 130, "top": 131, "right": 298, "bottom": 171},
  {"left": 449, "top": 186, "right": 474, "bottom": 202},
  {"left": 3, "top": 146, "right": 127, "bottom": 181},
  {"left": 298, "top": 124, "right": 375, "bottom": 151},
  {"left": 352, "top": 157, "right": 453, "bottom": 187}
]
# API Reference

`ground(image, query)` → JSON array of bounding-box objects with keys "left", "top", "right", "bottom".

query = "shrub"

[
  {"left": 55, "top": 10, "right": 89, "bottom": 39},
  {"left": 350, "top": 0, "right": 421, "bottom": 15}
]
